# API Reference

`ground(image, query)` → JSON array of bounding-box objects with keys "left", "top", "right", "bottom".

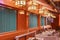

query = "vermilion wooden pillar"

[
  {"left": 25, "top": 12, "right": 29, "bottom": 31},
  {"left": 38, "top": 14, "right": 41, "bottom": 30},
  {"left": 17, "top": 10, "right": 26, "bottom": 32}
]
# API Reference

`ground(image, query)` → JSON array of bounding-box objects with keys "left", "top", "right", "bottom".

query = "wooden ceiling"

[
  {"left": 53, "top": 0, "right": 60, "bottom": 2},
  {"left": 43, "top": 0, "right": 60, "bottom": 13},
  {"left": 2, "top": 0, "right": 60, "bottom": 13}
]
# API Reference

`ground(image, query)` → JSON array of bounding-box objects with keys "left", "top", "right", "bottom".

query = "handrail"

[{"left": 15, "top": 31, "right": 36, "bottom": 40}]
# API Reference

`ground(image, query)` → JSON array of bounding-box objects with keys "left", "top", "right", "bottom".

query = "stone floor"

[{"left": 27, "top": 29, "right": 60, "bottom": 40}]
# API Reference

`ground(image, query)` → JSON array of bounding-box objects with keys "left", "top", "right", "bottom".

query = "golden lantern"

[
  {"left": 39, "top": 6, "right": 46, "bottom": 14},
  {"left": 27, "top": 0, "right": 38, "bottom": 5},
  {"left": 28, "top": 5, "right": 37, "bottom": 10},
  {"left": 15, "top": 0, "right": 26, "bottom": 6},
  {"left": 28, "top": 0, "right": 38, "bottom": 11},
  {"left": 51, "top": 15, "right": 56, "bottom": 18},
  {"left": 19, "top": 10, "right": 25, "bottom": 14}
]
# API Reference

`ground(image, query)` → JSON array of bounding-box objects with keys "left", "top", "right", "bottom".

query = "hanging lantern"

[
  {"left": 19, "top": 10, "right": 25, "bottom": 14},
  {"left": 15, "top": 0, "right": 26, "bottom": 6},
  {"left": 44, "top": 10, "right": 49, "bottom": 15},
  {"left": 50, "top": 14, "right": 56, "bottom": 18},
  {"left": 51, "top": 15, "right": 56, "bottom": 18},
  {"left": 39, "top": 8, "right": 44, "bottom": 14},
  {"left": 28, "top": 5, "right": 37, "bottom": 10},
  {"left": 39, "top": 6, "right": 46, "bottom": 14},
  {"left": 45, "top": 11, "right": 51, "bottom": 17},
  {"left": 27, "top": 0, "right": 38, "bottom": 5},
  {"left": 28, "top": 0, "right": 38, "bottom": 11},
  {"left": 47, "top": 13, "right": 51, "bottom": 17}
]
